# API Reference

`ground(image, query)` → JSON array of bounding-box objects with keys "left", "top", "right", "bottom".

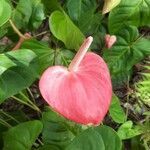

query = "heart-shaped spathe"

[
  {"left": 105, "top": 34, "right": 117, "bottom": 48},
  {"left": 39, "top": 37, "right": 112, "bottom": 125}
]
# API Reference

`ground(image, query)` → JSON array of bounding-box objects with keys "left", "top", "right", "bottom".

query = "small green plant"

[{"left": 135, "top": 62, "right": 150, "bottom": 107}]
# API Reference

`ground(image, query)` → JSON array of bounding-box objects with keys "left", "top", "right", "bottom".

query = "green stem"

[
  {"left": 33, "top": 31, "right": 48, "bottom": 38},
  {"left": 126, "top": 76, "right": 130, "bottom": 120},
  {"left": 9, "top": 19, "right": 26, "bottom": 39},
  {"left": 143, "top": 139, "right": 149, "bottom": 150},
  {"left": 11, "top": 96, "right": 40, "bottom": 112},
  {"left": 19, "top": 92, "right": 41, "bottom": 113},
  {"left": 11, "top": 0, "right": 18, "bottom": 4},
  {"left": 27, "top": 88, "right": 36, "bottom": 103},
  {"left": 0, "top": 110, "right": 20, "bottom": 124},
  {"left": 0, "top": 118, "right": 12, "bottom": 128},
  {"left": 37, "top": 139, "right": 44, "bottom": 146}
]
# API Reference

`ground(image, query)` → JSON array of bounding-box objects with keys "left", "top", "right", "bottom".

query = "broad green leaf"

[
  {"left": 21, "top": 39, "right": 54, "bottom": 73},
  {"left": 29, "top": 0, "right": 45, "bottom": 30},
  {"left": 49, "top": 11, "right": 85, "bottom": 50},
  {"left": 67, "top": 0, "right": 97, "bottom": 23},
  {"left": 66, "top": 0, "right": 101, "bottom": 35},
  {"left": 12, "top": 0, "right": 32, "bottom": 29},
  {"left": 42, "top": 107, "right": 74, "bottom": 149},
  {"left": 90, "top": 25, "right": 107, "bottom": 50},
  {"left": 12, "top": 0, "right": 45, "bottom": 30},
  {"left": 3, "top": 120, "right": 43, "bottom": 150},
  {"left": 53, "top": 49, "right": 74, "bottom": 66},
  {"left": 41, "top": 0, "right": 62, "bottom": 14},
  {"left": 66, "top": 128, "right": 105, "bottom": 150},
  {"left": 21, "top": 39, "right": 74, "bottom": 73},
  {"left": 95, "top": 125, "right": 122, "bottom": 150},
  {"left": 103, "top": 26, "right": 150, "bottom": 84},
  {"left": 117, "top": 121, "right": 143, "bottom": 140},
  {"left": 0, "top": 25, "right": 8, "bottom": 38},
  {"left": 0, "top": 124, "right": 7, "bottom": 149},
  {"left": 102, "top": 0, "right": 121, "bottom": 14},
  {"left": 143, "top": 111, "right": 150, "bottom": 116},
  {"left": 39, "top": 145, "right": 60, "bottom": 150},
  {"left": 0, "top": 0, "right": 11, "bottom": 27},
  {"left": 109, "top": 94, "right": 126, "bottom": 123},
  {"left": 109, "top": 0, "right": 150, "bottom": 34},
  {"left": 0, "top": 49, "right": 38, "bottom": 102}
]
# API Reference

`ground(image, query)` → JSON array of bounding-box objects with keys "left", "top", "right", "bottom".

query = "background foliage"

[{"left": 0, "top": 0, "right": 150, "bottom": 149}]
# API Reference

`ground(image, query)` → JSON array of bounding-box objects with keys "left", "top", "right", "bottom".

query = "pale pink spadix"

[{"left": 39, "top": 36, "right": 112, "bottom": 125}]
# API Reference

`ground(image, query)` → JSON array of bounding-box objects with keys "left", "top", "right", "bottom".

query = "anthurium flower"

[
  {"left": 39, "top": 37, "right": 112, "bottom": 125},
  {"left": 102, "top": 0, "right": 121, "bottom": 14},
  {"left": 105, "top": 34, "right": 117, "bottom": 48}
]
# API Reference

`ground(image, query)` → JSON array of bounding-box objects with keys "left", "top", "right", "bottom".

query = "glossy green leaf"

[
  {"left": 95, "top": 125, "right": 122, "bottom": 150},
  {"left": 29, "top": 0, "right": 45, "bottom": 30},
  {"left": 0, "top": 0, "right": 11, "bottom": 27},
  {"left": 66, "top": 0, "right": 101, "bottom": 35},
  {"left": 12, "top": 0, "right": 45, "bottom": 30},
  {"left": 109, "top": 0, "right": 150, "bottom": 34},
  {"left": 3, "top": 120, "right": 43, "bottom": 150},
  {"left": 39, "top": 145, "right": 60, "bottom": 150},
  {"left": 0, "top": 124, "right": 7, "bottom": 149},
  {"left": 103, "top": 26, "right": 150, "bottom": 84},
  {"left": 117, "top": 121, "right": 143, "bottom": 140},
  {"left": 12, "top": 0, "right": 32, "bottom": 29},
  {"left": 66, "top": 128, "right": 105, "bottom": 150},
  {"left": 41, "top": 0, "right": 62, "bottom": 14},
  {"left": 42, "top": 107, "right": 74, "bottom": 149},
  {"left": 53, "top": 49, "right": 74, "bottom": 66},
  {"left": 21, "top": 39, "right": 54, "bottom": 73},
  {"left": 109, "top": 94, "right": 126, "bottom": 123},
  {"left": 67, "top": 0, "right": 97, "bottom": 23},
  {"left": 0, "top": 49, "right": 38, "bottom": 102},
  {"left": 49, "top": 11, "right": 85, "bottom": 50},
  {"left": 102, "top": 0, "right": 121, "bottom": 14},
  {"left": 21, "top": 39, "right": 74, "bottom": 73}
]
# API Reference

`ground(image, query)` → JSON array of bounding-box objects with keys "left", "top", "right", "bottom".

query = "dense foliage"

[{"left": 0, "top": 0, "right": 150, "bottom": 149}]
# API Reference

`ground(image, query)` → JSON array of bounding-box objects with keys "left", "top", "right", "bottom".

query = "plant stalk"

[
  {"left": 0, "top": 118, "right": 12, "bottom": 128},
  {"left": 11, "top": 96, "right": 41, "bottom": 113},
  {"left": 9, "top": 19, "right": 26, "bottom": 39},
  {"left": 0, "top": 110, "right": 20, "bottom": 124},
  {"left": 19, "top": 92, "right": 41, "bottom": 113}
]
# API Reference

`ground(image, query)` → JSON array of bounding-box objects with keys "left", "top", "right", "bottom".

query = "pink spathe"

[
  {"left": 39, "top": 37, "right": 112, "bottom": 125},
  {"left": 105, "top": 34, "right": 117, "bottom": 48}
]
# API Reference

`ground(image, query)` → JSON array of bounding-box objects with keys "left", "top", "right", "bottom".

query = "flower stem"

[
  {"left": 19, "top": 92, "right": 41, "bottom": 113},
  {"left": 11, "top": 96, "right": 41, "bottom": 113},
  {"left": 0, "top": 109, "right": 20, "bottom": 124},
  {"left": 9, "top": 19, "right": 26, "bottom": 39},
  {"left": 68, "top": 36, "right": 93, "bottom": 71},
  {"left": 27, "top": 88, "right": 36, "bottom": 103},
  {"left": 0, "top": 118, "right": 12, "bottom": 128},
  {"left": 33, "top": 31, "right": 49, "bottom": 38}
]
